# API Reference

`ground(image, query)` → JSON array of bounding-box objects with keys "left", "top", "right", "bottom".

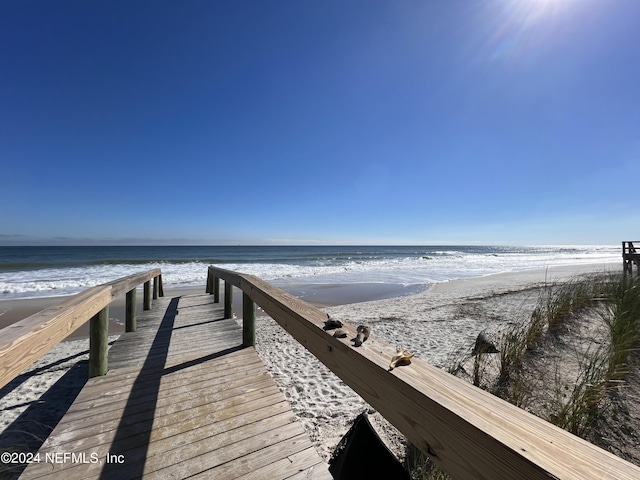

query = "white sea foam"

[{"left": 0, "top": 245, "right": 621, "bottom": 300}]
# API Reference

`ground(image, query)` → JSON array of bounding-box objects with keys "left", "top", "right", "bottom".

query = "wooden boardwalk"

[
  {"left": 20, "top": 294, "right": 330, "bottom": 480},
  {"left": 623, "top": 241, "right": 640, "bottom": 274}
]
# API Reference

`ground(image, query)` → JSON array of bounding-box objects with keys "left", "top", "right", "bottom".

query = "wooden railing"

[
  {"left": 623, "top": 241, "right": 640, "bottom": 274},
  {"left": 623, "top": 241, "right": 637, "bottom": 255},
  {"left": 207, "top": 265, "right": 640, "bottom": 480},
  {"left": 0, "top": 269, "right": 163, "bottom": 389}
]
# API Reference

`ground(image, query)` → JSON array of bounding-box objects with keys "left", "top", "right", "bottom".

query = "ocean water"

[{"left": 0, "top": 245, "right": 621, "bottom": 301}]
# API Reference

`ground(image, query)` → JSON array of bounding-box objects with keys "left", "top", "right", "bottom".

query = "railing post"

[
  {"left": 89, "top": 306, "right": 109, "bottom": 377},
  {"left": 153, "top": 275, "right": 159, "bottom": 299},
  {"left": 158, "top": 274, "right": 164, "bottom": 297},
  {"left": 214, "top": 277, "right": 220, "bottom": 303},
  {"left": 143, "top": 280, "right": 152, "bottom": 310},
  {"left": 206, "top": 270, "right": 212, "bottom": 294},
  {"left": 242, "top": 292, "right": 256, "bottom": 347},
  {"left": 224, "top": 281, "right": 233, "bottom": 319},
  {"left": 126, "top": 288, "right": 136, "bottom": 332}
]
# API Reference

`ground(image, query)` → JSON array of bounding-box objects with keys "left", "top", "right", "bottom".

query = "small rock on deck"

[{"left": 20, "top": 294, "right": 331, "bottom": 480}]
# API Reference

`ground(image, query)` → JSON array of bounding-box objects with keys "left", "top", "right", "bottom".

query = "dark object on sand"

[
  {"left": 333, "top": 329, "right": 347, "bottom": 338},
  {"left": 472, "top": 331, "right": 499, "bottom": 355},
  {"left": 329, "top": 411, "right": 410, "bottom": 480},
  {"left": 324, "top": 314, "right": 343, "bottom": 330},
  {"left": 353, "top": 325, "right": 370, "bottom": 347}
]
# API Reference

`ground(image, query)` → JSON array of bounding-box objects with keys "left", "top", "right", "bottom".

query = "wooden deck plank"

[
  {"left": 46, "top": 376, "right": 278, "bottom": 442},
  {"left": 188, "top": 439, "right": 320, "bottom": 480},
  {"left": 67, "top": 346, "right": 261, "bottom": 393},
  {"left": 19, "top": 293, "right": 328, "bottom": 480},
  {"left": 22, "top": 389, "right": 289, "bottom": 479},
  {"left": 41, "top": 411, "right": 302, "bottom": 480},
  {"left": 39, "top": 390, "right": 286, "bottom": 456},
  {"left": 66, "top": 365, "right": 269, "bottom": 415},
  {"left": 114, "top": 412, "right": 302, "bottom": 478},
  {"left": 210, "top": 444, "right": 326, "bottom": 480},
  {"left": 285, "top": 463, "right": 335, "bottom": 480},
  {"left": 145, "top": 427, "right": 312, "bottom": 479}
]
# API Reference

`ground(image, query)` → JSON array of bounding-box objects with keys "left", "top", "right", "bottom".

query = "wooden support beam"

[
  {"left": 622, "top": 242, "right": 640, "bottom": 275},
  {"left": 214, "top": 276, "right": 220, "bottom": 303},
  {"left": 143, "top": 280, "right": 152, "bottom": 310},
  {"left": 106, "top": 269, "right": 161, "bottom": 299},
  {"left": 243, "top": 292, "right": 256, "bottom": 347},
  {"left": 89, "top": 306, "right": 109, "bottom": 377},
  {"left": 153, "top": 275, "right": 159, "bottom": 300},
  {"left": 224, "top": 281, "right": 233, "bottom": 319},
  {"left": 125, "top": 289, "right": 136, "bottom": 332}
]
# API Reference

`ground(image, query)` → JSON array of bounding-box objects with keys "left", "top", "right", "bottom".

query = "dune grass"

[
  {"left": 599, "top": 273, "right": 640, "bottom": 381},
  {"left": 507, "top": 272, "right": 640, "bottom": 436},
  {"left": 405, "top": 442, "right": 449, "bottom": 480},
  {"left": 407, "top": 270, "right": 640, "bottom": 479},
  {"left": 535, "top": 274, "right": 598, "bottom": 332},
  {"left": 547, "top": 346, "right": 608, "bottom": 437}
]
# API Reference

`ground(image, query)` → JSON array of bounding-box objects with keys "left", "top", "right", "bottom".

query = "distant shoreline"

[{"left": 0, "top": 245, "right": 621, "bottom": 303}]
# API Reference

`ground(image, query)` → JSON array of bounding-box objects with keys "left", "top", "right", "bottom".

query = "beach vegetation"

[
  {"left": 503, "top": 273, "right": 640, "bottom": 436},
  {"left": 415, "top": 270, "right": 640, "bottom": 478},
  {"left": 547, "top": 347, "right": 608, "bottom": 437},
  {"left": 405, "top": 442, "right": 450, "bottom": 480},
  {"left": 598, "top": 273, "right": 640, "bottom": 382},
  {"left": 535, "top": 273, "right": 598, "bottom": 332},
  {"left": 494, "top": 325, "right": 526, "bottom": 393}
]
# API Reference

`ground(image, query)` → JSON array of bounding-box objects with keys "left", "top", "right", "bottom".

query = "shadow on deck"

[{"left": 19, "top": 294, "right": 330, "bottom": 480}]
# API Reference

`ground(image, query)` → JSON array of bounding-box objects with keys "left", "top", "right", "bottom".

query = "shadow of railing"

[
  {"left": 99, "top": 297, "right": 179, "bottom": 479},
  {"left": 99, "top": 298, "right": 244, "bottom": 479},
  {"left": 0, "top": 361, "right": 89, "bottom": 480}
]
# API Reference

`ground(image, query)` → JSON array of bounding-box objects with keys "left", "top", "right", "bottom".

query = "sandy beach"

[
  {"left": 255, "top": 263, "right": 623, "bottom": 461},
  {"left": 0, "top": 262, "right": 624, "bottom": 474}
]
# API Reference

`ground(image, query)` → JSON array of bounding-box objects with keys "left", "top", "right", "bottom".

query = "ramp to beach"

[{"left": 19, "top": 294, "right": 330, "bottom": 480}]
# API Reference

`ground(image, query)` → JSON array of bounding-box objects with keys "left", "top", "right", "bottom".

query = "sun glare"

[
  {"left": 522, "top": 0, "right": 580, "bottom": 17},
  {"left": 480, "top": 0, "right": 587, "bottom": 64}
]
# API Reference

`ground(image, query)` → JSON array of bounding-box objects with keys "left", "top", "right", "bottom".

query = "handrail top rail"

[
  {"left": 208, "top": 265, "right": 244, "bottom": 287},
  {"left": 0, "top": 285, "right": 112, "bottom": 342},
  {"left": 106, "top": 268, "right": 161, "bottom": 298},
  {"left": 623, "top": 242, "right": 639, "bottom": 255},
  {"left": 0, "top": 268, "right": 163, "bottom": 390}
]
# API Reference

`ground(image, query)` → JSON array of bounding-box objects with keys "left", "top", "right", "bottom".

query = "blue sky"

[{"left": 1, "top": 1, "right": 639, "bottom": 246}]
